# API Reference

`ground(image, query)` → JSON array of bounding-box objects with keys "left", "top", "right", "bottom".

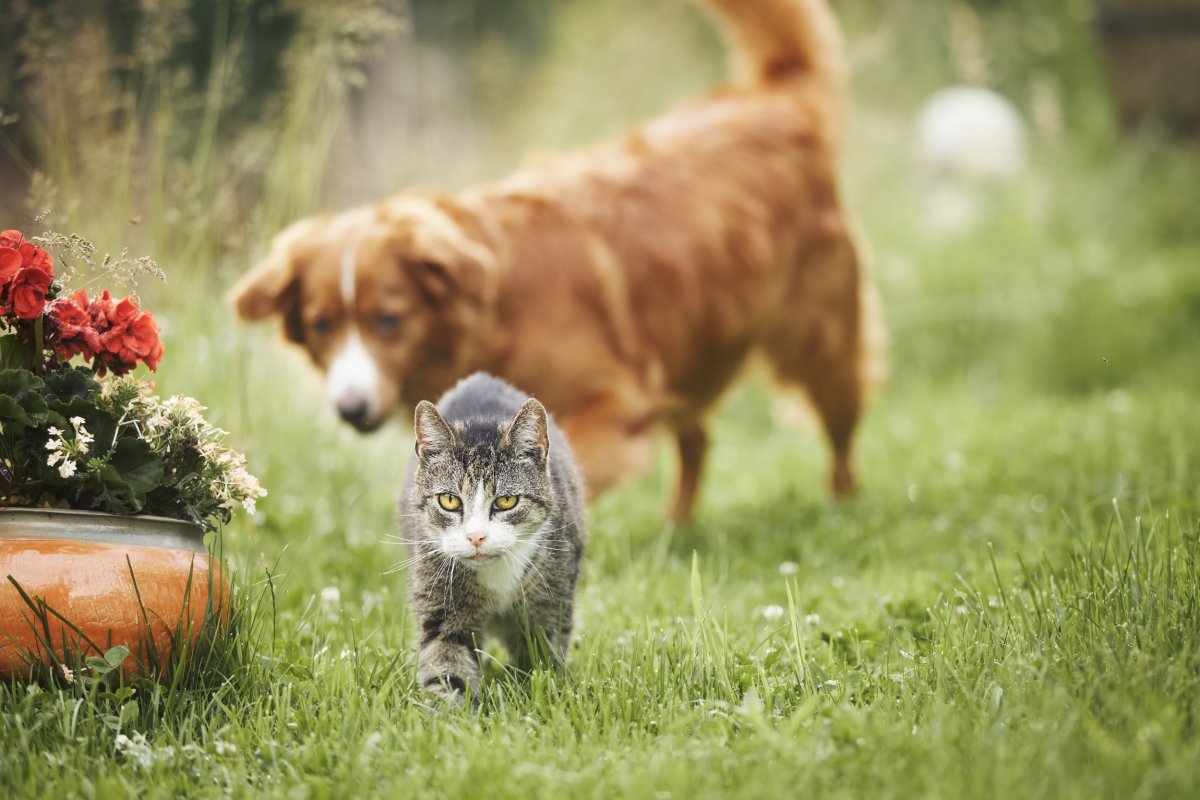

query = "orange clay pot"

[{"left": 0, "top": 508, "right": 227, "bottom": 682}]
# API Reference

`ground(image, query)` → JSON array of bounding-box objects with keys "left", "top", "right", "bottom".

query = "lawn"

[{"left": 2, "top": 0, "right": 1198, "bottom": 797}]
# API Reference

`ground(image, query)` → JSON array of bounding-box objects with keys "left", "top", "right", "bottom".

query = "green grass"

[{"left": 3, "top": 0, "right": 1200, "bottom": 796}]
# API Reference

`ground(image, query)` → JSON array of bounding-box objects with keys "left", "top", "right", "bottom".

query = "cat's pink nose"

[{"left": 466, "top": 531, "right": 487, "bottom": 549}]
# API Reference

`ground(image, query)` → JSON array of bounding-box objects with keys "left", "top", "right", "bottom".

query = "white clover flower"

[
  {"left": 57, "top": 663, "right": 75, "bottom": 685},
  {"left": 762, "top": 604, "right": 785, "bottom": 622},
  {"left": 779, "top": 561, "right": 799, "bottom": 576},
  {"left": 114, "top": 731, "right": 154, "bottom": 769},
  {"left": 214, "top": 740, "right": 238, "bottom": 756}
]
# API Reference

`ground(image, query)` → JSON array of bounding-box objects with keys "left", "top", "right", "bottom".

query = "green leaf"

[
  {"left": 104, "top": 644, "right": 131, "bottom": 669},
  {"left": 109, "top": 438, "right": 164, "bottom": 498},
  {"left": 43, "top": 367, "right": 101, "bottom": 403},
  {"left": 0, "top": 336, "right": 29, "bottom": 371},
  {"left": 86, "top": 655, "right": 116, "bottom": 675},
  {"left": 90, "top": 438, "right": 164, "bottom": 513},
  {"left": 119, "top": 700, "right": 139, "bottom": 727},
  {"left": 0, "top": 369, "right": 48, "bottom": 429}
]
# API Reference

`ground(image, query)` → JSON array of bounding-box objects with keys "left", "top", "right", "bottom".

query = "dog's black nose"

[{"left": 336, "top": 395, "right": 371, "bottom": 428}]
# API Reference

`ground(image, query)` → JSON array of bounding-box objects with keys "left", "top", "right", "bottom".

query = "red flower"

[
  {"left": 0, "top": 229, "right": 55, "bottom": 320},
  {"left": 0, "top": 247, "right": 19, "bottom": 286},
  {"left": 47, "top": 287, "right": 163, "bottom": 374},
  {"left": 124, "top": 311, "right": 161, "bottom": 358},
  {"left": 49, "top": 290, "right": 101, "bottom": 360},
  {"left": 6, "top": 226, "right": 163, "bottom": 374},
  {"left": 20, "top": 241, "right": 50, "bottom": 268},
  {"left": 8, "top": 265, "right": 53, "bottom": 319}
]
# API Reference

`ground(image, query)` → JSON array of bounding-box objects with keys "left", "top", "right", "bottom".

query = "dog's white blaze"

[
  {"left": 325, "top": 241, "right": 385, "bottom": 415},
  {"left": 339, "top": 242, "right": 358, "bottom": 307},
  {"left": 325, "top": 330, "right": 381, "bottom": 412}
]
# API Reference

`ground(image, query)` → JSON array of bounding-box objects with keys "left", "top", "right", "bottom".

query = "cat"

[{"left": 398, "top": 372, "right": 587, "bottom": 701}]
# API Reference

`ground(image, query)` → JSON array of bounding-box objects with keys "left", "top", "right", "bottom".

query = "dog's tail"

[{"left": 702, "top": 0, "right": 844, "bottom": 91}]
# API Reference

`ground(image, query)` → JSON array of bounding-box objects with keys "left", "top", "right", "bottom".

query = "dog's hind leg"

[
  {"left": 800, "top": 349, "right": 861, "bottom": 498},
  {"left": 766, "top": 230, "right": 867, "bottom": 499},
  {"left": 670, "top": 423, "right": 708, "bottom": 523}
]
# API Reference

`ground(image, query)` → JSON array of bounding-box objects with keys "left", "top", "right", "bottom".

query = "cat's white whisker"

[
  {"left": 525, "top": 559, "right": 554, "bottom": 598},
  {"left": 384, "top": 549, "right": 444, "bottom": 574},
  {"left": 381, "top": 534, "right": 426, "bottom": 545}
]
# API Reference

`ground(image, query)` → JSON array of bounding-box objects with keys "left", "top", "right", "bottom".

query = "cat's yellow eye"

[
  {"left": 437, "top": 493, "right": 462, "bottom": 512},
  {"left": 493, "top": 495, "right": 519, "bottom": 511}
]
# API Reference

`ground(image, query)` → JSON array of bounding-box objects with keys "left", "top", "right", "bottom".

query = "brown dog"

[{"left": 230, "top": 0, "right": 881, "bottom": 521}]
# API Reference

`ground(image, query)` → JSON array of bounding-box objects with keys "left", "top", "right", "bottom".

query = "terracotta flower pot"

[{"left": 0, "top": 508, "right": 227, "bottom": 681}]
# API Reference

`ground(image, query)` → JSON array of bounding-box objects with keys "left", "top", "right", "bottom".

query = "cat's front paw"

[{"left": 421, "top": 675, "right": 480, "bottom": 709}]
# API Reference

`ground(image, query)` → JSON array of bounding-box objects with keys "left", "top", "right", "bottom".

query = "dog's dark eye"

[
  {"left": 376, "top": 313, "right": 401, "bottom": 333},
  {"left": 311, "top": 317, "right": 332, "bottom": 336}
]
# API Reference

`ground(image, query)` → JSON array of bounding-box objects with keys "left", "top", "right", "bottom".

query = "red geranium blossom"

[
  {"left": 0, "top": 229, "right": 55, "bottom": 319},
  {"left": 0, "top": 248, "right": 20, "bottom": 287},
  {"left": 8, "top": 265, "right": 53, "bottom": 319},
  {"left": 0, "top": 229, "right": 23, "bottom": 252},
  {"left": 48, "top": 288, "right": 163, "bottom": 374},
  {"left": 49, "top": 289, "right": 102, "bottom": 359}
]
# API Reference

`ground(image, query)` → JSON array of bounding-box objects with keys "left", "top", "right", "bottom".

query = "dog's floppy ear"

[
  {"left": 388, "top": 200, "right": 497, "bottom": 306},
  {"left": 404, "top": 259, "right": 458, "bottom": 304},
  {"left": 228, "top": 243, "right": 296, "bottom": 323},
  {"left": 228, "top": 218, "right": 324, "bottom": 343}
]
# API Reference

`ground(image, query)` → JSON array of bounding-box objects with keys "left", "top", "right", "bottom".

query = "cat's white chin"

[{"left": 464, "top": 541, "right": 538, "bottom": 603}]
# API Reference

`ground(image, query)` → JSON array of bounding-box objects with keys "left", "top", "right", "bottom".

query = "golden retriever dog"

[{"left": 230, "top": 0, "right": 881, "bottom": 521}]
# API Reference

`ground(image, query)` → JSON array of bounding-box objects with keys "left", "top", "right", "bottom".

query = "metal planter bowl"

[{"left": 0, "top": 508, "right": 227, "bottom": 681}]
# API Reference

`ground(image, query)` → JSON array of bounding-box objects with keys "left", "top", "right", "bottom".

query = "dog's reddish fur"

[{"left": 231, "top": 0, "right": 881, "bottom": 520}]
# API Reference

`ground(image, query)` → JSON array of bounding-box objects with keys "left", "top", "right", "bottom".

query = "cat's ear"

[
  {"left": 505, "top": 399, "right": 549, "bottom": 460},
  {"left": 414, "top": 401, "right": 456, "bottom": 459}
]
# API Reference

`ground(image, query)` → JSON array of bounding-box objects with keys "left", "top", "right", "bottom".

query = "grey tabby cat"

[{"left": 399, "top": 372, "right": 586, "bottom": 701}]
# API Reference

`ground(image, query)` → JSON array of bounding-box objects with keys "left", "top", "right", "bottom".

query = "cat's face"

[{"left": 412, "top": 399, "right": 553, "bottom": 572}]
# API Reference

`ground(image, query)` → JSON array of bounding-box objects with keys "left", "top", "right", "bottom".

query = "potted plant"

[{"left": 0, "top": 228, "right": 265, "bottom": 682}]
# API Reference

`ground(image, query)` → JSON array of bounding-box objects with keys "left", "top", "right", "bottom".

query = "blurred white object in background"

[
  {"left": 915, "top": 86, "right": 1027, "bottom": 232},
  {"left": 916, "top": 86, "right": 1027, "bottom": 179}
]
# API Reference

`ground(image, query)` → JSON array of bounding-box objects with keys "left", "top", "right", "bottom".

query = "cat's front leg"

[{"left": 416, "top": 617, "right": 482, "bottom": 703}]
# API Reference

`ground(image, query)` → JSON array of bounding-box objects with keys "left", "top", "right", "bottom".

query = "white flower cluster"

[
  {"left": 143, "top": 393, "right": 267, "bottom": 515},
  {"left": 44, "top": 416, "right": 95, "bottom": 479},
  {"left": 96, "top": 377, "right": 267, "bottom": 527},
  {"left": 122, "top": 386, "right": 267, "bottom": 516}
]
